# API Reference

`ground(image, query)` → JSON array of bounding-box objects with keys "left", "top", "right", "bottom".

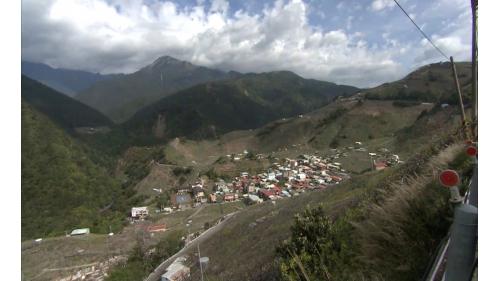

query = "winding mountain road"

[{"left": 144, "top": 212, "right": 238, "bottom": 281}]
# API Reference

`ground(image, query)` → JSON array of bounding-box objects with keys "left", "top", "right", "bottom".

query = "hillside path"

[{"left": 187, "top": 205, "right": 206, "bottom": 220}]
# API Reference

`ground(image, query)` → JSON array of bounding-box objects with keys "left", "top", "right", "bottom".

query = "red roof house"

[{"left": 147, "top": 224, "right": 167, "bottom": 233}]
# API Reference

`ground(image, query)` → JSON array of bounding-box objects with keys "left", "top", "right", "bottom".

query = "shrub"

[
  {"left": 172, "top": 166, "right": 192, "bottom": 176},
  {"left": 329, "top": 138, "right": 339, "bottom": 148},
  {"left": 393, "top": 100, "right": 421, "bottom": 107},
  {"left": 316, "top": 107, "right": 348, "bottom": 128}
]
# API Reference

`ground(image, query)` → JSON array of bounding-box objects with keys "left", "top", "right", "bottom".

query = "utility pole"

[
  {"left": 198, "top": 243, "right": 204, "bottom": 281},
  {"left": 471, "top": 0, "right": 478, "bottom": 138},
  {"left": 450, "top": 56, "right": 471, "bottom": 140}
]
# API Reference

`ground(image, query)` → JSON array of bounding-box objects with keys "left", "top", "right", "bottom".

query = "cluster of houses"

[
  {"left": 166, "top": 153, "right": 352, "bottom": 208},
  {"left": 131, "top": 143, "right": 402, "bottom": 217},
  {"left": 224, "top": 150, "right": 266, "bottom": 161},
  {"left": 130, "top": 143, "right": 402, "bottom": 221}
]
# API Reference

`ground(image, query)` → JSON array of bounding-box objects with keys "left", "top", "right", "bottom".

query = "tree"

[
  {"left": 245, "top": 150, "right": 256, "bottom": 160},
  {"left": 276, "top": 205, "right": 338, "bottom": 281}
]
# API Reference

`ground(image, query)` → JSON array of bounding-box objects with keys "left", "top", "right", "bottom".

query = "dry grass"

[{"left": 352, "top": 144, "right": 466, "bottom": 280}]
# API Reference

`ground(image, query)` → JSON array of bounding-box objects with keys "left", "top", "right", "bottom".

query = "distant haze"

[{"left": 21, "top": 61, "right": 118, "bottom": 97}]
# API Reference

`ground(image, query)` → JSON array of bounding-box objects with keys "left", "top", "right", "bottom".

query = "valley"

[
  {"left": 17, "top": 0, "right": 482, "bottom": 280},
  {"left": 21, "top": 57, "right": 473, "bottom": 281}
]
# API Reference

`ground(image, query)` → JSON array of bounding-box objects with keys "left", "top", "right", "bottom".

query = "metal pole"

[
  {"left": 450, "top": 56, "right": 467, "bottom": 122},
  {"left": 469, "top": 163, "right": 478, "bottom": 207},
  {"left": 198, "top": 243, "right": 204, "bottom": 281},
  {"left": 444, "top": 204, "right": 478, "bottom": 281},
  {"left": 471, "top": 0, "right": 478, "bottom": 135}
]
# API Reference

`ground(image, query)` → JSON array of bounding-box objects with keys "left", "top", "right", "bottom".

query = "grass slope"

[
  {"left": 363, "top": 61, "right": 472, "bottom": 104},
  {"left": 157, "top": 99, "right": 440, "bottom": 175}
]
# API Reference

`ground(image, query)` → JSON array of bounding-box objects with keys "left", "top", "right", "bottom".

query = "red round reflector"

[
  {"left": 439, "top": 170, "right": 460, "bottom": 187},
  {"left": 466, "top": 146, "right": 477, "bottom": 157}
]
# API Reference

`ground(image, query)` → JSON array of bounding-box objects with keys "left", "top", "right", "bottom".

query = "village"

[
  {"left": 156, "top": 141, "right": 401, "bottom": 212},
  {"left": 126, "top": 141, "right": 403, "bottom": 232},
  {"left": 130, "top": 142, "right": 403, "bottom": 281},
  {"left": 28, "top": 142, "right": 402, "bottom": 281}
]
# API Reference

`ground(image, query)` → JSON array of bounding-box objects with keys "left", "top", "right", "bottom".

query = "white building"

[
  {"left": 70, "top": 228, "right": 90, "bottom": 236},
  {"left": 131, "top": 207, "right": 149, "bottom": 219},
  {"left": 296, "top": 173, "right": 307, "bottom": 181},
  {"left": 161, "top": 257, "right": 190, "bottom": 281},
  {"left": 248, "top": 194, "right": 263, "bottom": 204}
]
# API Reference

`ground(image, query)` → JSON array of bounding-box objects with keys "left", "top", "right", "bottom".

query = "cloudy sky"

[{"left": 21, "top": 0, "right": 473, "bottom": 87}]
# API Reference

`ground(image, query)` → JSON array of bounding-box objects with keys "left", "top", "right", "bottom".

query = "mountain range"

[
  {"left": 21, "top": 75, "right": 113, "bottom": 131},
  {"left": 123, "top": 70, "right": 359, "bottom": 142},
  {"left": 76, "top": 56, "right": 239, "bottom": 123},
  {"left": 21, "top": 61, "right": 119, "bottom": 97}
]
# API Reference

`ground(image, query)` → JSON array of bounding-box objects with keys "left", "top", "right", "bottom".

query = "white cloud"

[
  {"left": 411, "top": 0, "right": 471, "bottom": 65},
  {"left": 371, "top": 0, "right": 395, "bottom": 11},
  {"left": 414, "top": 35, "right": 470, "bottom": 64},
  {"left": 22, "top": 0, "right": 410, "bottom": 87}
]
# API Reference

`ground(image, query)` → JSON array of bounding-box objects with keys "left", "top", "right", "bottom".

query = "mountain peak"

[
  {"left": 151, "top": 55, "right": 191, "bottom": 67},
  {"left": 139, "top": 55, "right": 197, "bottom": 74}
]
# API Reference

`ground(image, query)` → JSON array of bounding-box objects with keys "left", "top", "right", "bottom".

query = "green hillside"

[
  {"left": 124, "top": 71, "right": 358, "bottom": 142},
  {"left": 21, "top": 101, "right": 125, "bottom": 240},
  {"left": 22, "top": 75, "right": 114, "bottom": 131},
  {"left": 363, "top": 61, "right": 472, "bottom": 104},
  {"left": 231, "top": 63, "right": 470, "bottom": 156},
  {"left": 76, "top": 56, "right": 236, "bottom": 123}
]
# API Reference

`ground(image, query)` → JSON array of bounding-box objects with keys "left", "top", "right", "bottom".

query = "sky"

[{"left": 21, "top": 0, "right": 473, "bottom": 87}]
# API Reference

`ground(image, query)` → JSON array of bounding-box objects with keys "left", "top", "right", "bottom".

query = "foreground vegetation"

[{"left": 276, "top": 135, "right": 473, "bottom": 281}]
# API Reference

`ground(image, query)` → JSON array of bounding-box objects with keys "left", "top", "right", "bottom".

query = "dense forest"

[{"left": 21, "top": 101, "right": 126, "bottom": 240}]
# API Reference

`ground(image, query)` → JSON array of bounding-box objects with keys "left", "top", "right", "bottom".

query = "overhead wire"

[{"left": 392, "top": 0, "right": 450, "bottom": 61}]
